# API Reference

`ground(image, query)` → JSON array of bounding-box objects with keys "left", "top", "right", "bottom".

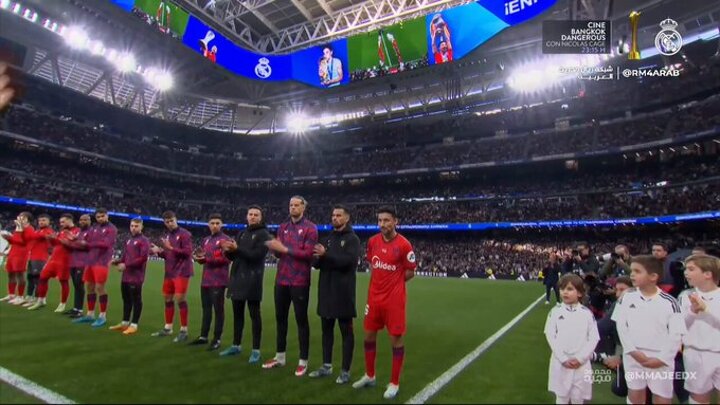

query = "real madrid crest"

[
  {"left": 255, "top": 57, "right": 272, "bottom": 79},
  {"left": 655, "top": 18, "right": 682, "bottom": 56}
]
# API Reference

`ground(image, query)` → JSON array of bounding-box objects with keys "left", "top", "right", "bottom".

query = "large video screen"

[
  {"left": 132, "top": 0, "right": 190, "bottom": 40},
  {"left": 291, "top": 40, "right": 350, "bottom": 88},
  {"left": 348, "top": 17, "right": 428, "bottom": 82},
  {"left": 109, "top": 0, "right": 560, "bottom": 88},
  {"left": 182, "top": 16, "right": 292, "bottom": 81}
]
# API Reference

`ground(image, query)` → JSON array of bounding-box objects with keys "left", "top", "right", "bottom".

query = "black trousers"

[
  {"left": 545, "top": 284, "right": 559, "bottom": 303},
  {"left": 200, "top": 287, "right": 225, "bottom": 341},
  {"left": 321, "top": 317, "right": 354, "bottom": 372},
  {"left": 26, "top": 261, "right": 44, "bottom": 297},
  {"left": 120, "top": 282, "right": 143, "bottom": 324},
  {"left": 231, "top": 299, "right": 261, "bottom": 349},
  {"left": 70, "top": 267, "right": 85, "bottom": 310},
  {"left": 274, "top": 284, "right": 310, "bottom": 360}
]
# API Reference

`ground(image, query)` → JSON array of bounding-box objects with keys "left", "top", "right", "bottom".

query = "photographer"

[
  {"left": 572, "top": 243, "right": 600, "bottom": 276},
  {"left": 600, "top": 244, "right": 631, "bottom": 279},
  {"left": 542, "top": 253, "right": 561, "bottom": 305}
]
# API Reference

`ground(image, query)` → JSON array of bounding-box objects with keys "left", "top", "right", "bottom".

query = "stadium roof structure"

[{"left": 4, "top": 0, "right": 719, "bottom": 134}]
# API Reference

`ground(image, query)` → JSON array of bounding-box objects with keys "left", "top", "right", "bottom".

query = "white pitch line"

[
  {"left": 406, "top": 294, "right": 545, "bottom": 404},
  {"left": 0, "top": 366, "right": 76, "bottom": 404}
]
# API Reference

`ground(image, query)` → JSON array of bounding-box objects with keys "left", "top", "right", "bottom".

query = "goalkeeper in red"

[{"left": 353, "top": 206, "right": 416, "bottom": 400}]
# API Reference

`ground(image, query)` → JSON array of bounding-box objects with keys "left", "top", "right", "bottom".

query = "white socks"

[{"left": 276, "top": 352, "right": 286, "bottom": 363}]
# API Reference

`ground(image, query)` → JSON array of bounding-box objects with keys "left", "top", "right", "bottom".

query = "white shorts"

[
  {"left": 684, "top": 348, "right": 720, "bottom": 394},
  {"left": 548, "top": 357, "right": 593, "bottom": 400},
  {"left": 623, "top": 351, "right": 674, "bottom": 399}
]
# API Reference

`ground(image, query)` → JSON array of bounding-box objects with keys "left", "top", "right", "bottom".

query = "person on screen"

[
  {"left": 157, "top": 0, "right": 172, "bottom": 34},
  {"left": 204, "top": 46, "right": 217, "bottom": 64},
  {"left": 318, "top": 44, "right": 343, "bottom": 88},
  {"left": 430, "top": 14, "right": 452, "bottom": 63},
  {"left": 434, "top": 41, "right": 453, "bottom": 64}
]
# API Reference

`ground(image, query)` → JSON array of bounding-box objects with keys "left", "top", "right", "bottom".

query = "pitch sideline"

[
  {"left": 406, "top": 293, "right": 546, "bottom": 404},
  {"left": 0, "top": 366, "right": 76, "bottom": 404}
]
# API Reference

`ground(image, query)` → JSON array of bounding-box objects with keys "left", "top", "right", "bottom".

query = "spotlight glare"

[
  {"left": 115, "top": 53, "right": 136, "bottom": 72},
  {"left": 0, "top": 0, "right": 11, "bottom": 10},
  {"left": 286, "top": 113, "right": 310, "bottom": 133},
  {"left": 63, "top": 26, "right": 90, "bottom": 50},
  {"left": 89, "top": 41, "right": 106, "bottom": 56}
]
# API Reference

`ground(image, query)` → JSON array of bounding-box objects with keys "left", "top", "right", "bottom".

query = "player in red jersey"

[
  {"left": 1, "top": 212, "right": 34, "bottom": 305},
  {"left": 28, "top": 214, "right": 79, "bottom": 312},
  {"left": 23, "top": 214, "right": 54, "bottom": 307},
  {"left": 353, "top": 206, "right": 416, "bottom": 400}
]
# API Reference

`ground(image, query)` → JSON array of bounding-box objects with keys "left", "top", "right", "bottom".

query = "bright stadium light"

[
  {"left": 12, "top": 2, "right": 21, "bottom": 13},
  {"left": 89, "top": 40, "right": 105, "bottom": 56},
  {"left": 0, "top": 0, "right": 11, "bottom": 10},
  {"left": 286, "top": 113, "right": 310, "bottom": 133},
  {"left": 144, "top": 68, "right": 174, "bottom": 91},
  {"left": 115, "top": 53, "right": 136, "bottom": 72},
  {"left": 63, "top": 26, "right": 89, "bottom": 50},
  {"left": 507, "top": 68, "right": 546, "bottom": 92}
]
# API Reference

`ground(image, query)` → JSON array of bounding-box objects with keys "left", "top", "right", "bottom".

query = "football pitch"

[{"left": 0, "top": 263, "right": 625, "bottom": 404}]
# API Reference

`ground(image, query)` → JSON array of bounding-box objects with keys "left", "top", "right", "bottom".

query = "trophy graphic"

[
  {"left": 628, "top": 11, "right": 641, "bottom": 60},
  {"left": 199, "top": 30, "right": 215, "bottom": 52}
]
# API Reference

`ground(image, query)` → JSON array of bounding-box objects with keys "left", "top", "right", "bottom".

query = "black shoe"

[
  {"left": 189, "top": 337, "right": 208, "bottom": 346},
  {"left": 69, "top": 311, "right": 83, "bottom": 319},
  {"left": 208, "top": 340, "right": 221, "bottom": 351},
  {"left": 62, "top": 309, "right": 76, "bottom": 316}
]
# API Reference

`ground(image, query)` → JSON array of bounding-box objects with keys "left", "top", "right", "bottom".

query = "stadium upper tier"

[
  {"left": 2, "top": 84, "right": 719, "bottom": 183},
  {"left": 1, "top": 142, "right": 717, "bottom": 224}
]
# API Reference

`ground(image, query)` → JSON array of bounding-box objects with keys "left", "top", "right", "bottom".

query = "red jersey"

[
  {"left": 365, "top": 233, "right": 417, "bottom": 306},
  {"left": 6, "top": 225, "right": 34, "bottom": 261},
  {"left": 48, "top": 227, "right": 79, "bottom": 266},
  {"left": 27, "top": 226, "right": 54, "bottom": 261}
]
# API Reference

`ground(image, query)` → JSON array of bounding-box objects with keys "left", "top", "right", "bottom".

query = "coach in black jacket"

[
  {"left": 219, "top": 205, "right": 271, "bottom": 362},
  {"left": 308, "top": 205, "right": 361, "bottom": 384}
]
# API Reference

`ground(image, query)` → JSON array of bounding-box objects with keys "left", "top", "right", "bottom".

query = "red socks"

[
  {"left": 391, "top": 346, "right": 405, "bottom": 385},
  {"left": 164, "top": 301, "right": 174, "bottom": 324},
  {"left": 179, "top": 301, "right": 188, "bottom": 328},
  {"left": 60, "top": 280, "right": 69, "bottom": 303},
  {"left": 17, "top": 283, "right": 25, "bottom": 297},
  {"left": 87, "top": 293, "right": 97, "bottom": 312},
  {"left": 364, "top": 340, "right": 377, "bottom": 378},
  {"left": 99, "top": 294, "right": 108, "bottom": 313},
  {"left": 37, "top": 279, "right": 49, "bottom": 299},
  {"left": 8, "top": 282, "right": 16, "bottom": 296}
]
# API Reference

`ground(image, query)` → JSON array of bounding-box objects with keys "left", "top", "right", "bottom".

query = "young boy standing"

[
  {"left": 545, "top": 273, "right": 600, "bottom": 404},
  {"left": 679, "top": 254, "right": 720, "bottom": 404},
  {"left": 612, "top": 255, "right": 686, "bottom": 404}
]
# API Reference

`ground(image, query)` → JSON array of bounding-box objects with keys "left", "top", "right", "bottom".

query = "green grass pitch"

[{"left": 1, "top": 263, "right": 625, "bottom": 403}]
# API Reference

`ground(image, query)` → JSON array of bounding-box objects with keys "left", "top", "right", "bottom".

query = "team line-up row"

[{"left": 1, "top": 198, "right": 417, "bottom": 400}]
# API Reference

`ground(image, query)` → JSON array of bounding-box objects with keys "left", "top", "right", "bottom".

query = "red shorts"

[
  {"left": 5, "top": 257, "right": 27, "bottom": 273},
  {"left": 163, "top": 277, "right": 189, "bottom": 296},
  {"left": 41, "top": 262, "right": 70, "bottom": 281},
  {"left": 82, "top": 266, "right": 109, "bottom": 284},
  {"left": 363, "top": 301, "right": 406, "bottom": 336}
]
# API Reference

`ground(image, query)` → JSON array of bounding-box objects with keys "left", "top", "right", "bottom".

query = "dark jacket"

[
  {"left": 543, "top": 262, "right": 561, "bottom": 287},
  {"left": 225, "top": 224, "right": 271, "bottom": 302},
  {"left": 315, "top": 225, "right": 361, "bottom": 319}
]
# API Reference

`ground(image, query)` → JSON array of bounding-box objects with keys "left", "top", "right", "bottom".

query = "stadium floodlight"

[
  {"left": 115, "top": 53, "right": 136, "bottom": 72},
  {"left": 286, "top": 113, "right": 310, "bottom": 133},
  {"left": 63, "top": 26, "right": 89, "bottom": 50},
  {"left": 12, "top": 2, "right": 20, "bottom": 13},
  {"left": 0, "top": 0, "right": 11, "bottom": 10},
  {"left": 23, "top": 8, "right": 37, "bottom": 23},
  {"left": 89, "top": 40, "right": 105, "bottom": 56},
  {"left": 144, "top": 68, "right": 174, "bottom": 91},
  {"left": 507, "top": 68, "right": 547, "bottom": 92}
]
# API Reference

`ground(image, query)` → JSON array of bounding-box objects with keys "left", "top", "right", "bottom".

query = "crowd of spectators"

[
  {"left": 3, "top": 73, "right": 719, "bottom": 180},
  {"left": 0, "top": 146, "right": 717, "bottom": 224},
  {"left": 349, "top": 56, "right": 430, "bottom": 82}
]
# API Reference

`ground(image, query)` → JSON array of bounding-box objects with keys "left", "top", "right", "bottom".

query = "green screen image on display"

[{"left": 348, "top": 16, "right": 427, "bottom": 74}]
